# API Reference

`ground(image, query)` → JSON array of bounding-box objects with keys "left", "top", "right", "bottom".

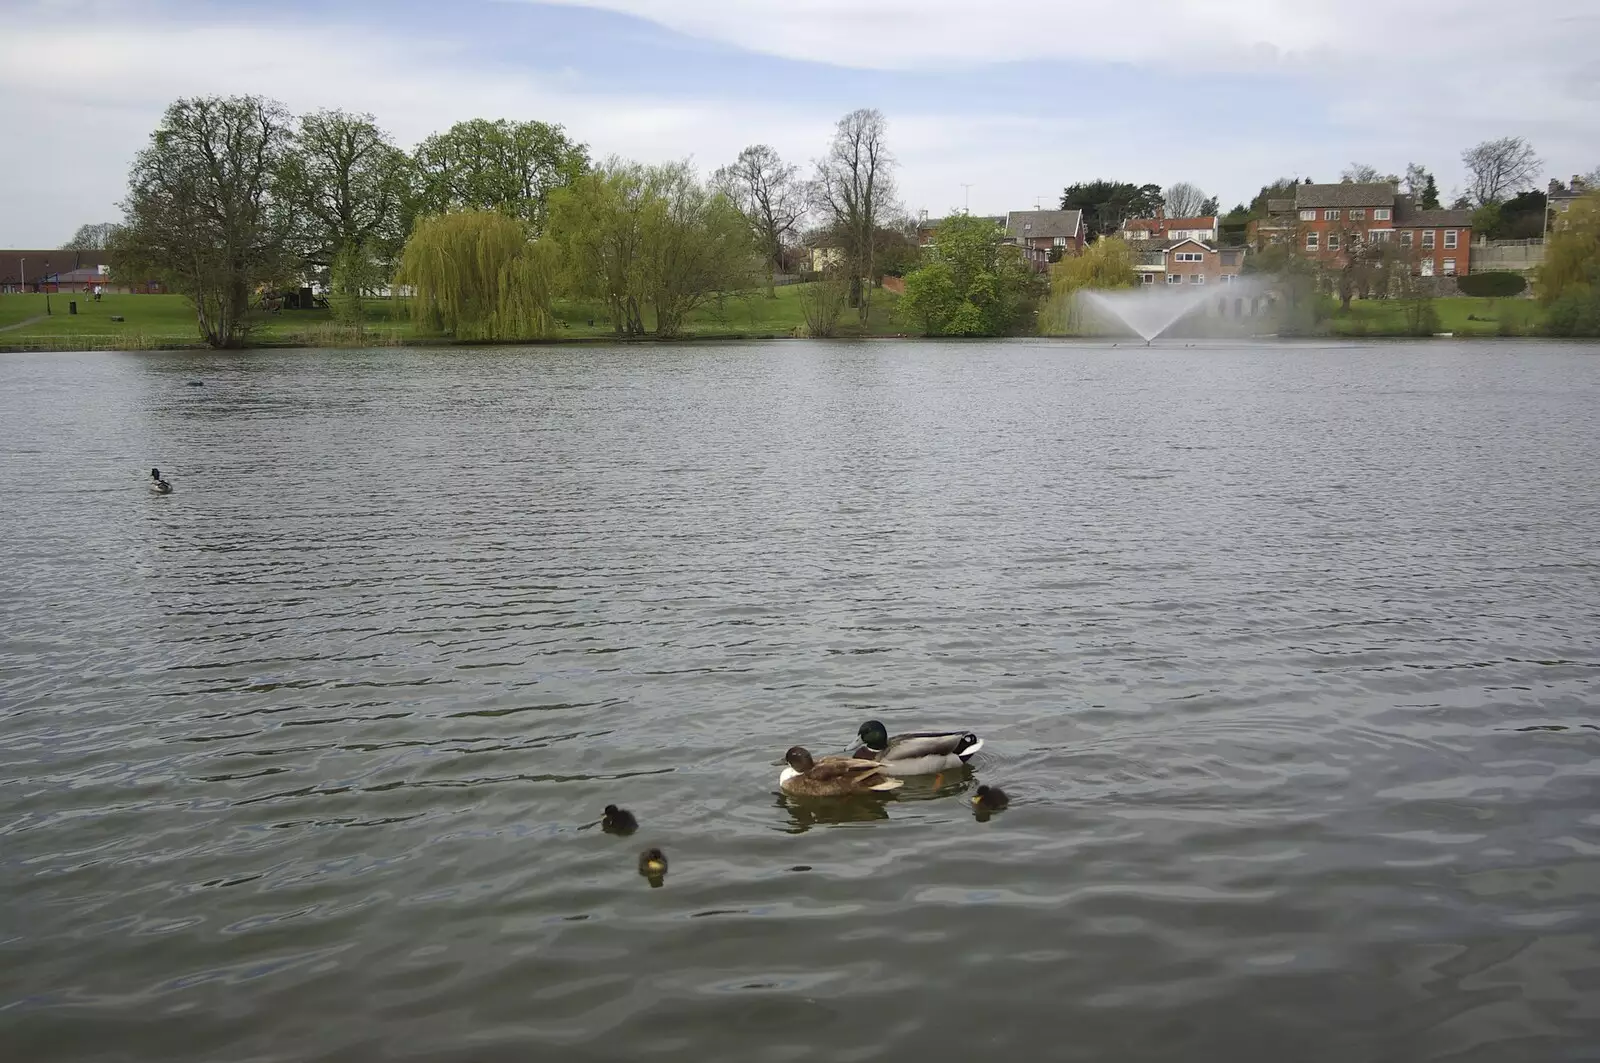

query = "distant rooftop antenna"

[{"left": 960, "top": 183, "right": 973, "bottom": 213}]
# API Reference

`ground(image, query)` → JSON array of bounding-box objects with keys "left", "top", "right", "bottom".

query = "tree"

[
  {"left": 1061, "top": 181, "right": 1164, "bottom": 238},
  {"left": 798, "top": 264, "right": 850, "bottom": 337},
  {"left": 714, "top": 144, "right": 805, "bottom": 298},
  {"left": 545, "top": 159, "right": 755, "bottom": 338},
  {"left": 897, "top": 214, "right": 1040, "bottom": 336},
  {"left": 1199, "top": 195, "right": 1220, "bottom": 217},
  {"left": 283, "top": 109, "right": 412, "bottom": 320},
  {"left": 1341, "top": 163, "right": 1397, "bottom": 184},
  {"left": 1039, "top": 237, "right": 1137, "bottom": 333},
  {"left": 61, "top": 222, "right": 119, "bottom": 250},
  {"left": 1538, "top": 192, "right": 1600, "bottom": 304},
  {"left": 413, "top": 119, "right": 588, "bottom": 231},
  {"left": 1248, "top": 178, "right": 1298, "bottom": 217},
  {"left": 111, "top": 95, "right": 297, "bottom": 349},
  {"left": 394, "top": 211, "right": 555, "bottom": 340},
  {"left": 1164, "top": 182, "right": 1208, "bottom": 218},
  {"left": 812, "top": 108, "right": 897, "bottom": 322},
  {"left": 638, "top": 161, "right": 756, "bottom": 338},
  {"left": 1461, "top": 136, "right": 1541, "bottom": 206},
  {"left": 1404, "top": 163, "right": 1440, "bottom": 209}
]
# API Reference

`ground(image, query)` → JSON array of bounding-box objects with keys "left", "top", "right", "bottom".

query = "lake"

[{"left": 2, "top": 340, "right": 1599, "bottom": 1062}]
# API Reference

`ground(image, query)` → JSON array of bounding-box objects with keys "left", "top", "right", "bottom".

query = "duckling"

[
  {"left": 602, "top": 804, "right": 638, "bottom": 835},
  {"left": 971, "top": 784, "right": 1010, "bottom": 811},
  {"left": 778, "top": 746, "right": 902, "bottom": 797},
  {"left": 853, "top": 720, "right": 983, "bottom": 777},
  {"left": 638, "top": 847, "right": 668, "bottom": 882},
  {"left": 149, "top": 467, "right": 172, "bottom": 494}
]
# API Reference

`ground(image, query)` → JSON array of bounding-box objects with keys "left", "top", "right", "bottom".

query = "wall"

[{"left": 1470, "top": 240, "right": 1544, "bottom": 272}]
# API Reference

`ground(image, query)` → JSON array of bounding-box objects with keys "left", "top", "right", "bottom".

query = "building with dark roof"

[
  {"left": 1288, "top": 183, "right": 1474, "bottom": 276},
  {"left": 1003, "top": 209, "right": 1085, "bottom": 269}
]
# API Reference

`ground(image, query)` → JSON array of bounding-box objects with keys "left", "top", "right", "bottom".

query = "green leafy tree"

[
  {"left": 394, "top": 210, "right": 555, "bottom": 340},
  {"left": 111, "top": 95, "right": 298, "bottom": 348},
  {"left": 414, "top": 119, "right": 588, "bottom": 232},
  {"left": 897, "top": 214, "right": 1040, "bottom": 336},
  {"left": 1060, "top": 181, "right": 1164, "bottom": 238},
  {"left": 283, "top": 109, "right": 412, "bottom": 320},
  {"left": 1039, "top": 236, "right": 1137, "bottom": 333},
  {"left": 1538, "top": 193, "right": 1600, "bottom": 334},
  {"left": 545, "top": 161, "right": 651, "bottom": 336}
]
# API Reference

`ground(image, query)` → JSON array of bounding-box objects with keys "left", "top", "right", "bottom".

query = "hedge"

[{"left": 1456, "top": 271, "right": 1527, "bottom": 298}]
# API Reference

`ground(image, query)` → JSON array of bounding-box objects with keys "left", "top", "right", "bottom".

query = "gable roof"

[
  {"left": 1294, "top": 182, "right": 1396, "bottom": 209},
  {"left": 1159, "top": 237, "right": 1217, "bottom": 253},
  {"left": 1005, "top": 209, "right": 1082, "bottom": 240},
  {"left": 1266, "top": 198, "right": 1297, "bottom": 215}
]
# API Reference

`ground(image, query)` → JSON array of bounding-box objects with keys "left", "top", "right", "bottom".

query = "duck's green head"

[
  {"left": 783, "top": 746, "right": 816, "bottom": 772},
  {"left": 856, "top": 720, "right": 889, "bottom": 752}
]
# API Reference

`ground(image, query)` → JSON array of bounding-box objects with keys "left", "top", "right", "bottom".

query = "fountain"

[{"left": 1076, "top": 278, "right": 1273, "bottom": 344}]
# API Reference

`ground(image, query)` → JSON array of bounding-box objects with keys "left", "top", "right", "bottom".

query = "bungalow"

[
  {"left": 1292, "top": 182, "right": 1473, "bottom": 275},
  {"left": 1134, "top": 238, "right": 1245, "bottom": 287},
  {"left": 1004, "top": 209, "right": 1085, "bottom": 269}
]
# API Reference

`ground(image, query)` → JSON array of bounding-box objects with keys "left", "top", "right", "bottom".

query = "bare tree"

[
  {"left": 61, "top": 222, "right": 120, "bottom": 250},
  {"left": 1461, "top": 136, "right": 1541, "bottom": 206},
  {"left": 1163, "top": 182, "right": 1207, "bottom": 218},
  {"left": 812, "top": 108, "right": 896, "bottom": 321},
  {"left": 1341, "top": 162, "right": 1383, "bottom": 183},
  {"left": 714, "top": 144, "right": 805, "bottom": 298}
]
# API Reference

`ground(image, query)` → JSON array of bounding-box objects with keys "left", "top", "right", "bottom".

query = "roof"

[
  {"left": 1294, "top": 182, "right": 1396, "bottom": 209},
  {"left": 1392, "top": 202, "right": 1473, "bottom": 228},
  {"left": 1266, "top": 198, "right": 1296, "bottom": 215},
  {"left": 1125, "top": 215, "right": 1217, "bottom": 232},
  {"left": 0, "top": 248, "right": 111, "bottom": 286},
  {"left": 1005, "top": 209, "right": 1082, "bottom": 240}
]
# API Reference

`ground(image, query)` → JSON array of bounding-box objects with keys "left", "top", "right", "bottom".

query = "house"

[
  {"left": 1292, "top": 182, "right": 1473, "bottom": 276},
  {"left": 0, "top": 248, "right": 113, "bottom": 293},
  {"left": 1133, "top": 239, "right": 1245, "bottom": 287},
  {"left": 1124, "top": 212, "right": 1219, "bottom": 244},
  {"left": 1248, "top": 198, "right": 1299, "bottom": 249},
  {"left": 1004, "top": 209, "right": 1085, "bottom": 269},
  {"left": 1548, "top": 175, "right": 1592, "bottom": 231}
]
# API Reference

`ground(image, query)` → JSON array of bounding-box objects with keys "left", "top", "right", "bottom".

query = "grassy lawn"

[
  {"left": 1327, "top": 296, "right": 1545, "bottom": 337},
  {"left": 0, "top": 284, "right": 905, "bottom": 350}
]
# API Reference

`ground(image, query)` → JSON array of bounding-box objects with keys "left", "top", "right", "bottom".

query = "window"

[
  {"left": 1349, "top": 208, "right": 1366, "bottom": 221},
  {"left": 1219, "top": 273, "right": 1236, "bottom": 284},
  {"left": 1422, "top": 230, "right": 1435, "bottom": 249},
  {"left": 1328, "top": 232, "right": 1341, "bottom": 250},
  {"left": 1443, "top": 258, "right": 1456, "bottom": 275},
  {"left": 1374, "top": 208, "right": 1391, "bottom": 221},
  {"left": 1053, "top": 236, "right": 1066, "bottom": 247},
  {"left": 1299, "top": 209, "right": 1316, "bottom": 221},
  {"left": 1140, "top": 273, "right": 1154, "bottom": 284},
  {"left": 1421, "top": 259, "right": 1434, "bottom": 277},
  {"left": 1443, "top": 230, "right": 1458, "bottom": 249},
  {"left": 1400, "top": 230, "right": 1413, "bottom": 246},
  {"left": 1325, "top": 209, "right": 1341, "bottom": 221},
  {"left": 1166, "top": 273, "right": 1182, "bottom": 284},
  {"left": 1190, "top": 274, "right": 1205, "bottom": 284},
  {"left": 1173, "top": 251, "right": 1204, "bottom": 262},
  {"left": 1368, "top": 229, "right": 1392, "bottom": 242},
  {"left": 1306, "top": 231, "right": 1320, "bottom": 250}
]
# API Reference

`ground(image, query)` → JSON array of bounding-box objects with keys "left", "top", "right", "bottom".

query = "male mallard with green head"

[
  {"left": 852, "top": 719, "right": 983, "bottom": 776},
  {"left": 777, "top": 746, "right": 903, "bottom": 797}
]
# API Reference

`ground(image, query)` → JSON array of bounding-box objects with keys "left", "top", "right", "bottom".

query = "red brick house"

[
  {"left": 1293, "top": 183, "right": 1473, "bottom": 276},
  {"left": 1004, "top": 209, "right": 1085, "bottom": 269},
  {"left": 1133, "top": 238, "right": 1245, "bottom": 287}
]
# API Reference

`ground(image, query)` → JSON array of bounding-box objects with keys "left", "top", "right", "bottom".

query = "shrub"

[
  {"left": 1457, "top": 271, "right": 1527, "bottom": 298},
  {"left": 1543, "top": 289, "right": 1600, "bottom": 337}
]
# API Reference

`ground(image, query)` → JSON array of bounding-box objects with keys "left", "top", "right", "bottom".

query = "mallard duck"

[
  {"left": 149, "top": 467, "right": 172, "bottom": 494},
  {"left": 778, "top": 746, "right": 903, "bottom": 797},
  {"left": 638, "top": 847, "right": 668, "bottom": 878},
  {"left": 852, "top": 720, "right": 983, "bottom": 776},
  {"left": 602, "top": 804, "right": 638, "bottom": 835},
  {"left": 971, "top": 784, "right": 1009, "bottom": 811}
]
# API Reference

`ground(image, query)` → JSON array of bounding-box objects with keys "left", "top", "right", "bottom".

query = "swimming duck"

[
  {"left": 602, "top": 804, "right": 638, "bottom": 835},
  {"left": 852, "top": 720, "right": 983, "bottom": 776},
  {"left": 778, "top": 746, "right": 903, "bottom": 797},
  {"left": 971, "top": 784, "right": 1010, "bottom": 811},
  {"left": 638, "top": 847, "right": 668, "bottom": 880},
  {"left": 149, "top": 467, "right": 172, "bottom": 494}
]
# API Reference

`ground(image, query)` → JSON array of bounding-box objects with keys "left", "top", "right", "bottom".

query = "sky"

[{"left": 2, "top": 0, "right": 1597, "bottom": 246}]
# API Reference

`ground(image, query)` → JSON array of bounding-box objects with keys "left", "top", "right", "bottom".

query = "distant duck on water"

[{"left": 149, "top": 468, "right": 172, "bottom": 494}]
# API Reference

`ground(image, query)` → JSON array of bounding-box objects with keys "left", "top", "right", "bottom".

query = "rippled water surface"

[{"left": 3, "top": 340, "right": 1600, "bottom": 1062}]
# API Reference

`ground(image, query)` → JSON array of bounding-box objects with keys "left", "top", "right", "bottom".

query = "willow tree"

[
  {"left": 1039, "top": 237, "right": 1138, "bottom": 334},
  {"left": 395, "top": 211, "right": 554, "bottom": 340}
]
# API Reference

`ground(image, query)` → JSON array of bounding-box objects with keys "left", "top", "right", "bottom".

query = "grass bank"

[
  {"left": 1325, "top": 296, "right": 1546, "bottom": 337},
  {"left": 0, "top": 285, "right": 905, "bottom": 352}
]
